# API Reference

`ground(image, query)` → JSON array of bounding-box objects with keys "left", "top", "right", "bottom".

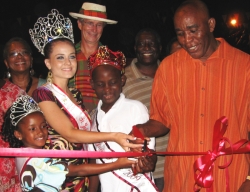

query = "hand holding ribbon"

[{"left": 131, "top": 126, "right": 156, "bottom": 175}]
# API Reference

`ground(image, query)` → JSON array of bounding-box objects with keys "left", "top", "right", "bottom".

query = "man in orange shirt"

[{"left": 136, "top": 0, "right": 250, "bottom": 191}]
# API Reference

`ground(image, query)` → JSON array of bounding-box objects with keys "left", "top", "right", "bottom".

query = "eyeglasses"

[
  {"left": 82, "top": 21, "right": 104, "bottom": 29},
  {"left": 8, "top": 50, "right": 31, "bottom": 58}
]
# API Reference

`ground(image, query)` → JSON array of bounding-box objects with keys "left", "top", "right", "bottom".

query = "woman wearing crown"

[{"left": 29, "top": 9, "right": 141, "bottom": 192}]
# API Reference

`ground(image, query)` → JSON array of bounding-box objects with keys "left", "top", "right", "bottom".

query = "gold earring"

[{"left": 47, "top": 70, "right": 53, "bottom": 84}]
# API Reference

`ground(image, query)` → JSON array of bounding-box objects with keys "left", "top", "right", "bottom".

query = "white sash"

[
  {"left": 45, "top": 83, "right": 91, "bottom": 132},
  {"left": 91, "top": 112, "right": 158, "bottom": 192}
]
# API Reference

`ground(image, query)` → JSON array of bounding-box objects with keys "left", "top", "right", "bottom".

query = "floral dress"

[
  {"left": 33, "top": 85, "right": 90, "bottom": 192},
  {"left": 0, "top": 81, "right": 25, "bottom": 192}
]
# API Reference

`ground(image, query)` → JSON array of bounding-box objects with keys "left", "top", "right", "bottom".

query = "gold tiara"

[
  {"left": 10, "top": 95, "right": 42, "bottom": 126},
  {"left": 29, "top": 9, "right": 74, "bottom": 55}
]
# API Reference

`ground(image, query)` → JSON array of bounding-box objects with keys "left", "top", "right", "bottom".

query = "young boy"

[{"left": 88, "top": 46, "right": 158, "bottom": 192}]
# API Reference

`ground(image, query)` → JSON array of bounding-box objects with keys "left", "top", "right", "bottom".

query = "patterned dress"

[
  {"left": 0, "top": 81, "right": 25, "bottom": 192},
  {"left": 33, "top": 85, "right": 90, "bottom": 192}
]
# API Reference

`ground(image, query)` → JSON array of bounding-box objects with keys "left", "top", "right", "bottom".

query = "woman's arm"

[{"left": 39, "top": 101, "right": 140, "bottom": 150}]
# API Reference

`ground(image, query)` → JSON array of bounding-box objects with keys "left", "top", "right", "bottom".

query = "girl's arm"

[
  {"left": 39, "top": 101, "right": 140, "bottom": 150},
  {"left": 85, "top": 159, "right": 99, "bottom": 192},
  {"left": 67, "top": 158, "right": 135, "bottom": 177}
]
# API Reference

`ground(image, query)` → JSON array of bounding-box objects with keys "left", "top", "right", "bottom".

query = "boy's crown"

[
  {"left": 88, "top": 46, "right": 126, "bottom": 75},
  {"left": 29, "top": 9, "right": 74, "bottom": 55}
]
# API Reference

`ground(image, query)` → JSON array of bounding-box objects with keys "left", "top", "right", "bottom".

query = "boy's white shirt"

[{"left": 88, "top": 93, "right": 157, "bottom": 192}]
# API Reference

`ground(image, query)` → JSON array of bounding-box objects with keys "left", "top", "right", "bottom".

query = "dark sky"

[
  {"left": 1, "top": 0, "right": 249, "bottom": 50},
  {"left": 1, "top": 0, "right": 250, "bottom": 17}
]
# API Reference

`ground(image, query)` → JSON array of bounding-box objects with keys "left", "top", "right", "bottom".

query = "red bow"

[{"left": 193, "top": 116, "right": 250, "bottom": 191}]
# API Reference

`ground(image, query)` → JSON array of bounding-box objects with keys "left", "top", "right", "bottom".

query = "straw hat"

[{"left": 69, "top": 2, "right": 117, "bottom": 24}]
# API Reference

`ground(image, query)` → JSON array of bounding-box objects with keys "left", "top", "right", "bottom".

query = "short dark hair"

[
  {"left": 135, "top": 28, "right": 161, "bottom": 45},
  {"left": 3, "top": 37, "right": 32, "bottom": 60},
  {"left": 43, "top": 38, "right": 75, "bottom": 59}
]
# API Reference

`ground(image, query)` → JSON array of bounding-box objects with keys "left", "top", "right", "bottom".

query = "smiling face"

[
  {"left": 14, "top": 112, "right": 48, "bottom": 149},
  {"left": 4, "top": 41, "right": 32, "bottom": 74},
  {"left": 78, "top": 19, "right": 105, "bottom": 45},
  {"left": 135, "top": 31, "right": 161, "bottom": 66},
  {"left": 174, "top": 4, "right": 216, "bottom": 61},
  {"left": 44, "top": 40, "right": 77, "bottom": 82},
  {"left": 90, "top": 65, "right": 126, "bottom": 113}
]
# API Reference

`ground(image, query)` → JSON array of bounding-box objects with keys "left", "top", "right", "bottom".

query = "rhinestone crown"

[
  {"left": 10, "top": 95, "right": 42, "bottom": 126},
  {"left": 29, "top": 9, "right": 74, "bottom": 55}
]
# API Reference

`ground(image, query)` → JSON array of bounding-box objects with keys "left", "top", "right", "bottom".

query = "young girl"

[
  {"left": 1, "top": 95, "right": 68, "bottom": 192},
  {"left": 2, "top": 95, "right": 135, "bottom": 192}
]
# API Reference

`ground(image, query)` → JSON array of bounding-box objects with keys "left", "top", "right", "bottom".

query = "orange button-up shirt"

[{"left": 151, "top": 38, "right": 250, "bottom": 191}]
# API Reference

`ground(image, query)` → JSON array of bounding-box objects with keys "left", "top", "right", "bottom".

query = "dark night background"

[{"left": 1, "top": 0, "right": 250, "bottom": 78}]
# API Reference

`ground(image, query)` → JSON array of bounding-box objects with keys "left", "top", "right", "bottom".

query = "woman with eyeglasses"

[{"left": 3, "top": 37, "right": 46, "bottom": 96}]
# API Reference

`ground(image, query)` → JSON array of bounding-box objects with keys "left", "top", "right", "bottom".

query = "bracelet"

[{"left": 246, "top": 176, "right": 250, "bottom": 180}]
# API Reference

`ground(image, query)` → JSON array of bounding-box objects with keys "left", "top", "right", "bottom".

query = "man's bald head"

[{"left": 175, "top": 0, "right": 210, "bottom": 21}]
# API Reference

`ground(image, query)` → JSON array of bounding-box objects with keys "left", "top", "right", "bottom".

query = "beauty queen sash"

[
  {"left": 91, "top": 112, "right": 159, "bottom": 192},
  {"left": 45, "top": 83, "right": 91, "bottom": 132}
]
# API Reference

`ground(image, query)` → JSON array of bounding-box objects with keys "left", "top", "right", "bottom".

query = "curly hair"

[{"left": 1, "top": 107, "right": 23, "bottom": 148}]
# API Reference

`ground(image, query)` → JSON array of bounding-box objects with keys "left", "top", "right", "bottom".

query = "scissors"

[
  {"left": 141, "top": 139, "right": 147, "bottom": 152},
  {"left": 132, "top": 139, "right": 148, "bottom": 175}
]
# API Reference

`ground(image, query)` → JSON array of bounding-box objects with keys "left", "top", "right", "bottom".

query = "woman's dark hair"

[
  {"left": 1, "top": 107, "right": 23, "bottom": 148},
  {"left": 43, "top": 38, "right": 75, "bottom": 59},
  {"left": 3, "top": 37, "right": 33, "bottom": 60}
]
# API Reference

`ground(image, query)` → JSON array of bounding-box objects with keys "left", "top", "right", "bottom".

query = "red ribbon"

[
  {"left": 193, "top": 116, "right": 250, "bottom": 191},
  {"left": 79, "top": 9, "right": 107, "bottom": 19},
  {"left": 193, "top": 116, "right": 230, "bottom": 191}
]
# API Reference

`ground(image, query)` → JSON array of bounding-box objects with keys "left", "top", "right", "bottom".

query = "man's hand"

[{"left": 238, "top": 179, "right": 250, "bottom": 192}]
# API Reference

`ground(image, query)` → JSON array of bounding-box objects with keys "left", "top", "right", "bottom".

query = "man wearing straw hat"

[{"left": 69, "top": 2, "right": 117, "bottom": 113}]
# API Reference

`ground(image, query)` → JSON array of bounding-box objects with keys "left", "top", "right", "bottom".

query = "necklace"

[{"left": 9, "top": 77, "right": 33, "bottom": 93}]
